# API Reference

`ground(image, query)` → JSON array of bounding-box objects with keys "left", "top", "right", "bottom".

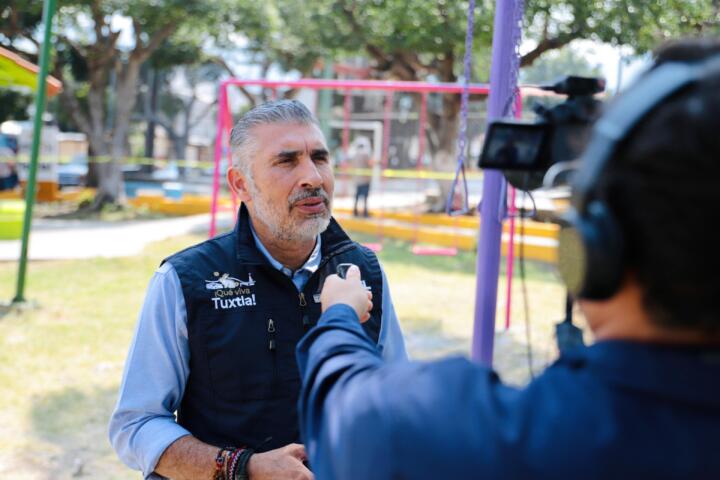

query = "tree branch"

[
  {"left": 188, "top": 100, "right": 217, "bottom": 130},
  {"left": 148, "top": 113, "right": 175, "bottom": 134},
  {"left": 336, "top": 1, "right": 427, "bottom": 81},
  {"left": 337, "top": 1, "right": 394, "bottom": 74},
  {"left": 520, "top": 31, "right": 582, "bottom": 67},
  {"left": 53, "top": 68, "right": 93, "bottom": 137},
  {"left": 133, "top": 22, "right": 177, "bottom": 63},
  {"left": 57, "top": 34, "right": 85, "bottom": 59},
  {"left": 208, "top": 56, "right": 257, "bottom": 106},
  {"left": 90, "top": 0, "right": 108, "bottom": 45},
  {"left": 156, "top": 117, "right": 179, "bottom": 142}
]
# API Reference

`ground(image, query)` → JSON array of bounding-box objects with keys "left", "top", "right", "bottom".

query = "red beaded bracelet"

[
  {"left": 226, "top": 447, "right": 244, "bottom": 480},
  {"left": 213, "top": 447, "right": 233, "bottom": 480}
]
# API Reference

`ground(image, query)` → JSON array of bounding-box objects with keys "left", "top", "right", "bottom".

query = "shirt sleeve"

[
  {"left": 108, "top": 262, "right": 192, "bottom": 479},
  {"left": 296, "top": 304, "right": 523, "bottom": 480},
  {"left": 377, "top": 267, "right": 408, "bottom": 362}
]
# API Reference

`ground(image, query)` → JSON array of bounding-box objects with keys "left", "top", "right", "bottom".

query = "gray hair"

[{"left": 230, "top": 100, "right": 321, "bottom": 178}]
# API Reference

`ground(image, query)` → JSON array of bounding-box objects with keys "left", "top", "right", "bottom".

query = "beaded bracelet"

[
  {"left": 213, "top": 447, "right": 234, "bottom": 480},
  {"left": 226, "top": 447, "right": 243, "bottom": 480}
]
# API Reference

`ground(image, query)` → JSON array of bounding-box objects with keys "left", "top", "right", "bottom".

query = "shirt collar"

[{"left": 249, "top": 220, "right": 322, "bottom": 278}]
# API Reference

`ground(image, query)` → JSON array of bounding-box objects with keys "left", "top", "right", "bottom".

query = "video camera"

[{"left": 478, "top": 76, "right": 606, "bottom": 191}]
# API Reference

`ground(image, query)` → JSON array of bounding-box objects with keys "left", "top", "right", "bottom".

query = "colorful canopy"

[{"left": 0, "top": 46, "right": 62, "bottom": 97}]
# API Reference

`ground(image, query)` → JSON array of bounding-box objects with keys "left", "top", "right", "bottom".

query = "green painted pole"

[{"left": 13, "top": 0, "right": 57, "bottom": 304}]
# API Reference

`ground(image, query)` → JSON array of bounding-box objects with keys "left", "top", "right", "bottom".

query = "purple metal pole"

[{"left": 472, "top": 0, "right": 523, "bottom": 365}]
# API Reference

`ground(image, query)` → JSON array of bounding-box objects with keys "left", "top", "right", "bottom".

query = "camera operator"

[{"left": 295, "top": 38, "right": 720, "bottom": 479}]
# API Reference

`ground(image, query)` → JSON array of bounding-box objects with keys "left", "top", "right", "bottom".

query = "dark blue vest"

[{"left": 164, "top": 205, "right": 383, "bottom": 451}]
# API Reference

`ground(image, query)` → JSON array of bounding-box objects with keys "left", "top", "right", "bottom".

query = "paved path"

[{"left": 0, "top": 213, "right": 234, "bottom": 261}]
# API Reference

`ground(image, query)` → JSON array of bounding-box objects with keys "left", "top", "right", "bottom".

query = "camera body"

[{"left": 479, "top": 76, "right": 606, "bottom": 190}]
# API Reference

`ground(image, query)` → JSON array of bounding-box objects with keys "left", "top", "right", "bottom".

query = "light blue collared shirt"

[
  {"left": 109, "top": 231, "right": 407, "bottom": 479},
  {"left": 249, "top": 222, "right": 321, "bottom": 293}
]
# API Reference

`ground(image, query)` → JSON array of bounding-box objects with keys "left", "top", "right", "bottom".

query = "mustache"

[{"left": 288, "top": 188, "right": 330, "bottom": 208}]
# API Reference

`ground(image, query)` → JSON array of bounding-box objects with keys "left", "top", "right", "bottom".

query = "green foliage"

[
  {"left": 524, "top": 0, "right": 719, "bottom": 58},
  {"left": 251, "top": 0, "right": 493, "bottom": 80},
  {"left": 57, "top": 0, "right": 222, "bottom": 37},
  {"left": 148, "top": 38, "right": 203, "bottom": 70},
  {"left": 54, "top": 42, "right": 89, "bottom": 82},
  {"left": 520, "top": 45, "right": 602, "bottom": 84},
  {"left": 222, "top": 0, "right": 719, "bottom": 86},
  {"left": 0, "top": 88, "right": 31, "bottom": 122},
  {"left": 0, "top": 1, "right": 43, "bottom": 51}
]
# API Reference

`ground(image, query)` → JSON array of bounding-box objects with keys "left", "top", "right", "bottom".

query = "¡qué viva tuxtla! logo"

[{"left": 206, "top": 272, "right": 256, "bottom": 310}]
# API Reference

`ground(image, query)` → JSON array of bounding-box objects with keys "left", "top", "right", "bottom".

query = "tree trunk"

[
  {"left": 56, "top": 64, "right": 111, "bottom": 193},
  {"left": 98, "top": 58, "right": 143, "bottom": 204},
  {"left": 86, "top": 133, "right": 109, "bottom": 189},
  {"left": 144, "top": 67, "right": 159, "bottom": 159},
  {"left": 174, "top": 136, "right": 187, "bottom": 162},
  {"left": 177, "top": 98, "right": 193, "bottom": 161},
  {"left": 51, "top": 14, "right": 176, "bottom": 211}
]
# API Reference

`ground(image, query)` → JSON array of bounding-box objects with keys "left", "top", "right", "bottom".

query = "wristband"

[
  {"left": 234, "top": 448, "right": 255, "bottom": 480},
  {"left": 213, "top": 447, "right": 233, "bottom": 480}
]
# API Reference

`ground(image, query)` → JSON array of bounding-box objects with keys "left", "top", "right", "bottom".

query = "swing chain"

[
  {"left": 448, "top": 0, "right": 525, "bottom": 216},
  {"left": 445, "top": 0, "right": 476, "bottom": 215}
]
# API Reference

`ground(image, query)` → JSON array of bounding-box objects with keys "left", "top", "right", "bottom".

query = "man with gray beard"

[{"left": 109, "top": 100, "right": 406, "bottom": 480}]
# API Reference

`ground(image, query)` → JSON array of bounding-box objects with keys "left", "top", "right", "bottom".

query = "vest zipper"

[
  {"left": 299, "top": 293, "right": 311, "bottom": 329},
  {"left": 267, "top": 318, "right": 276, "bottom": 350},
  {"left": 267, "top": 318, "right": 278, "bottom": 389},
  {"left": 297, "top": 243, "right": 358, "bottom": 330}
]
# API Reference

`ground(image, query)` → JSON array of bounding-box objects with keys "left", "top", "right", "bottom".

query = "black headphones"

[{"left": 558, "top": 54, "right": 720, "bottom": 300}]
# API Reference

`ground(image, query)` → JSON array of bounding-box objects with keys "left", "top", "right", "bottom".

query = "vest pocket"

[{"left": 203, "top": 311, "right": 276, "bottom": 402}]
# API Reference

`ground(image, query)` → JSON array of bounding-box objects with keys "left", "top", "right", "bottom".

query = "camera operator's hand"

[{"left": 321, "top": 265, "right": 373, "bottom": 323}]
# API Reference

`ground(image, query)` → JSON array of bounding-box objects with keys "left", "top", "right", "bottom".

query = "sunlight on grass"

[
  {"left": 0, "top": 234, "right": 204, "bottom": 478},
  {"left": 0, "top": 232, "right": 569, "bottom": 477},
  {"left": 366, "top": 236, "right": 571, "bottom": 384}
]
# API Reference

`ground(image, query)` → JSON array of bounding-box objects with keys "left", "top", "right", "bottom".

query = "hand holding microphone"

[{"left": 321, "top": 264, "right": 373, "bottom": 323}]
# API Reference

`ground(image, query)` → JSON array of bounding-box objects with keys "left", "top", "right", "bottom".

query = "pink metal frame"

[
  {"left": 211, "top": 78, "right": 529, "bottom": 324},
  {"left": 210, "top": 78, "right": 501, "bottom": 237}
]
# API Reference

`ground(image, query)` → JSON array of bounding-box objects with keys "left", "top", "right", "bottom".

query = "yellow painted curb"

[
  {"left": 334, "top": 207, "right": 559, "bottom": 239},
  {"left": 336, "top": 215, "right": 558, "bottom": 263},
  {"left": 0, "top": 190, "right": 22, "bottom": 200},
  {"left": 128, "top": 194, "right": 233, "bottom": 216},
  {"left": 55, "top": 188, "right": 96, "bottom": 202}
]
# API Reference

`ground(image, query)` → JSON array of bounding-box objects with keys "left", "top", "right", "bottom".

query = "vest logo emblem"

[
  {"left": 205, "top": 272, "right": 255, "bottom": 290},
  {"left": 206, "top": 272, "right": 257, "bottom": 310}
]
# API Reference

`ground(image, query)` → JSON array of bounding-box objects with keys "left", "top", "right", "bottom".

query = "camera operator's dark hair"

[{"left": 598, "top": 38, "right": 720, "bottom": 334}]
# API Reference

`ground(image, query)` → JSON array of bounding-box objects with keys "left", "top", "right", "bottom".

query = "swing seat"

[{"left": 411, "top": 245, "right": 457, "bottom": 256}]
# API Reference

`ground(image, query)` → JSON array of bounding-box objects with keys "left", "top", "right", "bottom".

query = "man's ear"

[{"left": 227, "top": 166, "right": 252, "bottom": 203}]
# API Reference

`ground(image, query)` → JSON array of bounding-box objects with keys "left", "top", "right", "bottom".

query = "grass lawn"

[{"left": 0, "top": 232, "right": 571, "bottom": 478}]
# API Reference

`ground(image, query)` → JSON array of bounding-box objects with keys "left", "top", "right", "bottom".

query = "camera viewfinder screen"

[{"left": 479, "top": 122, "right": 547, "bottom": 171}]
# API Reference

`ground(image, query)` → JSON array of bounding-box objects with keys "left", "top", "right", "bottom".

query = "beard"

[{"left": 248, "top": 180, "right": 331, "bottom": 243}]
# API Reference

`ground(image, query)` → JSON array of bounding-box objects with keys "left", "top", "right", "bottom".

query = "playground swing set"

[
  {"left": 15, "top": 0, "right": 533, "bottom": 365},
  {"left": 209, "top": 77, "right": 540, "bottom": 331},
  {"left": 208, "top": 78, "right": 540, "bottom": 255}
]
